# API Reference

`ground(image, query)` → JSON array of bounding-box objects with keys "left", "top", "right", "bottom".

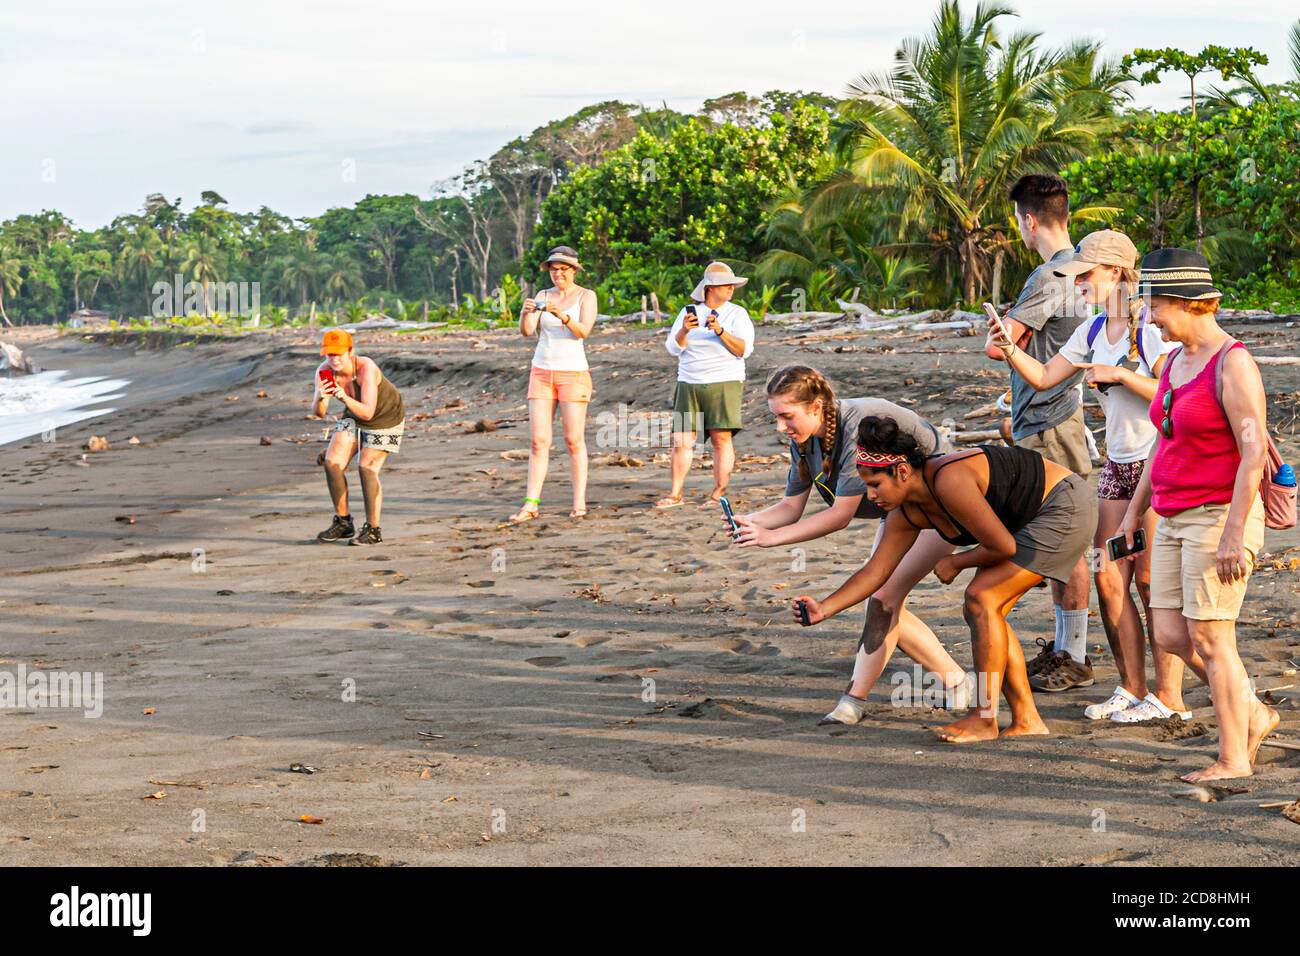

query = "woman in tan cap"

[
  {"left": 512, "top": 245, "right": 598, "bottom": 522},
  {"left": 988, "top": 229, "right": 1184, "bottom": 722},
  {"left": 655, "top": 261, "right": 756, "bottom": 508}
]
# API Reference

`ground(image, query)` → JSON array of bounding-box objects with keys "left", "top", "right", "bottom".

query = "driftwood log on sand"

[{"left": 0, "top": 340, "right": 36, "bottom": 373}]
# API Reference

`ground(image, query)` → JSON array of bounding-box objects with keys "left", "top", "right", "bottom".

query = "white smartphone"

[{"left": 983, "top": 302, "right": 1013, "bottom": 347}]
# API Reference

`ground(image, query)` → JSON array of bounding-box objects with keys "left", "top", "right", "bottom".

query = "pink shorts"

[{"left": 528, "top": 366, "right": 592, "bottom": 404}]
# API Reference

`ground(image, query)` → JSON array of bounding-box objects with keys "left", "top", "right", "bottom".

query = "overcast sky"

[{"left": 2, "top": 0, "right": 1295, "bottom": 228}]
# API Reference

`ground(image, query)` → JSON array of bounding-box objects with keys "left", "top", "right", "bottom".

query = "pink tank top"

[{"left": 1148, "top": 341, "right": 1244, "bottom": 516}]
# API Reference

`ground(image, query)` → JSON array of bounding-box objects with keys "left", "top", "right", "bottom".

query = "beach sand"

[{"left": 1, "top": 319, "right": 1297, "bottom": 865}]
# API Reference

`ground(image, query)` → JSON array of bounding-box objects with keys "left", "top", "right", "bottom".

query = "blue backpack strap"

[{"left": 1085, "top": 314, "right": 1106, "bottom": 348}]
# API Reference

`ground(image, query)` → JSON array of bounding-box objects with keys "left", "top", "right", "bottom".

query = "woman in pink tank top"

[{"left": 1117, "top": 248, "right": 1278, "bottom": 782}]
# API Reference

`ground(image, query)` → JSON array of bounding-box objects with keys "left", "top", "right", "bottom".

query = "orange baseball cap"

[{"left": 320, "top": 329, "right": 353, "bottom": 355}]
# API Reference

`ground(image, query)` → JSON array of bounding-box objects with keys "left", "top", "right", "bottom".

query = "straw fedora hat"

[{"left": 691, "top": 261, "right": 749, "bottom": 302}]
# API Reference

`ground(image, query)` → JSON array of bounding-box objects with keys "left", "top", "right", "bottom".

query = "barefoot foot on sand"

[
  {"left": 1181, "top": 760, "right": 1253, "bottom": 783},
  {"left": 1248, "top": 703, "right": 1280, "bottom": 764},
  {"left": 934, "top": 713, "right": 999, "bottom": 743},
  {"left": 1002, "top": 717, "right": 1050, "bottom": 737}
]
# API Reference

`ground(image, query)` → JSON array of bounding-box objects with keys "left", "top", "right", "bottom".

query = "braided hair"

[{"left": 766, "top": 365, "right": 838, "bottom": 484}]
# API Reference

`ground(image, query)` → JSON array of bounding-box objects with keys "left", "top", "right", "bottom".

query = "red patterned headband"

[{"left": 855, "top": 445, "right": 907, "bottom": 468}]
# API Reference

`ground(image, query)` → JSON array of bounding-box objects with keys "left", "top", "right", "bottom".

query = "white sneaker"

[
  {"left": 820, "top": 693, "right": 867, "bottom": 726},
  {"left": 1084, "top": 687, "right": 1141, "bottom": 720},
  {"left": 1109, "top": 692, "right": 1192, "bottom": 723}
]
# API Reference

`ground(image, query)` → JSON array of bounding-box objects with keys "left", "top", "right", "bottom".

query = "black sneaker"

[
  {"left": 317, "top": 514, "right": 354, "bottom": 542},
  {"left": 349, "top": 523, "right": 382, "bottom": 545}
]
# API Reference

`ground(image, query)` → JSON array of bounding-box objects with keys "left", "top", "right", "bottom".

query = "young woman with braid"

[
  {"left": 793, "top": 415, "right": 1097, "bottom": 742},
  {"left": 728, "top": 365, "right": 974, "bottom": 724}
]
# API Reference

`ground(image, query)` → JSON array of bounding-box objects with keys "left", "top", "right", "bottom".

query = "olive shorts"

[
  {"left": 671, "top": 380, "right": 743, "bottom": 434},
  {"left": 1018, "top": 405, "right": 1092, "bottom": 478}
]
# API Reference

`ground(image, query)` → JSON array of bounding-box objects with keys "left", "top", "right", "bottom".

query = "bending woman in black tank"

[{"left": 793, "top": 416, "right": 1085, "bottom": 743}]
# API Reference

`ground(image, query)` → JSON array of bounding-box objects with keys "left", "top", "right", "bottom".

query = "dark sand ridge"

[{"left": 0, "top": 320, "right": 1297, "bottom": 865}]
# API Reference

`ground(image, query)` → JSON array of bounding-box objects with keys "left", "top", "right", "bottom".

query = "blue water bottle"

[{"left": 1276, "top": 463, "right": 1297, "bottom": 488}]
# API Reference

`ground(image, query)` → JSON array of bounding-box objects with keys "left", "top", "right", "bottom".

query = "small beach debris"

[
  {"left": 500, "top": 449, "right": 529, "bottom": 461},
  {"left": 114, "top": 515, "right": 135, "bottom": 524},
  {"left": 224, "top": 395, "right": 239, "bottom": 401},
  {"left": 142, "top": 707, "right": 156, "bottom": 716},
  {"left": 259, "top": 436, "right": 273, "bottom": 446},
  {"left": 1172, "top": 786, "right": 1216, "bottom": 803},
  {"left": 416, "top": 732, "right": 445, "bottom": 740},
  {"left": 85, "top": 436, "right": 108, "bottom": 452},
  {"left": 441, "top": 795, "right": 458, "bottom": 803},
  {"left": 127, "top": 436, "right": 140, "bottom": 444},
  {"left": 1284, "top": 801, "right": 1300, "bottom": 825},
  {"left": 298, "top": 814, "right": 324, "bottom": 825},
  {"left": 256, "top": 390, "right": 268, "bottom": 398},
  {"left": 289, "top": 763, "right": 316, "bottom": 775},
  {"left": 142, "top": 790, "right": 166, "bottom": 800},
  {"left": 419, "top": 768, "right": 433, "bottom": 780}
]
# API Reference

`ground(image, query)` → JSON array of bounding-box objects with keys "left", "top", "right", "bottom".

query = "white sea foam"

[{"left": 0, "top": 370, "right": 129, "bottom": 446}]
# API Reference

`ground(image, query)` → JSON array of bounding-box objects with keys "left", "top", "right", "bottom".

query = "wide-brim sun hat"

[
  {"left": 541, "top": 246, "right": 581, "bottom": 270},
  {"left": 691, "top": 261, "right": 749, "bottom": 301},
  {"left": 1130, "top": 247, "right": 1223, "bottom": 301},
  {"left": 1053, "top": 229, "right": 1139, "bottom": 277}
]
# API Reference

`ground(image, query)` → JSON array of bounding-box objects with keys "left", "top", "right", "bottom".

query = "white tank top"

[{"left": 531, "top": 292, "right": 589, "bottom": 371}]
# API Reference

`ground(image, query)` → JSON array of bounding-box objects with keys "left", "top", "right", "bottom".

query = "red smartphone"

[{"left": 318, "top": 368, "right": 335, "bottom": 388}]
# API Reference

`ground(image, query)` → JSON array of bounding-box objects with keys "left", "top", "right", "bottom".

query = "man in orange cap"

[{"left": 313, "top": 329, "right": 406, "bottom": 544}]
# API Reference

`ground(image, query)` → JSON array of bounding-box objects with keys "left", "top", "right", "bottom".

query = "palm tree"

[
  {"left": 823, "top": 0, "right": 1125, "bottom": 304},
  {"left": 180, "top": 236, "right": 225, "bottom": 315},
  {"left": 1290, "top": 20, "right": 1300, "bottom": 82},
  {"left": 118, "top": 225, "right": 164, "bottom": 313},
  {"left": 0, "top": 243, "right": 22, "bottom": 326},
  {"left": 321, "top": 255, "right": 363, "bottom": 305}
]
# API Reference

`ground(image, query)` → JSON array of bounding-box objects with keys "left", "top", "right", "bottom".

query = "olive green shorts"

[{"left": 671, "top": 380, "right": 744, "bottom": 434}]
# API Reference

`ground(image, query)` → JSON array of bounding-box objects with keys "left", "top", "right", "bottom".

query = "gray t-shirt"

[
  {"left": 785, "top": 397, "right": 952, "bottom": 519},
  {"left": 1007, "top": 247, "right": 1089, "bottom": 440}
]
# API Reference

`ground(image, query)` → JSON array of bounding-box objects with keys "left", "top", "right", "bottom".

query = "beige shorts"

[
  {"left": 1149, "top": 498, "right": 1265, "bottom": 621},
  {"left": 1018, "top": 406, "right": 1092, "bottom": 478}
]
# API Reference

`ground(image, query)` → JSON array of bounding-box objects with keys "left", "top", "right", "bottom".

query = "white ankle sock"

[{"left": 1057, "top": 608, "right": 1089, "bottom": 662}]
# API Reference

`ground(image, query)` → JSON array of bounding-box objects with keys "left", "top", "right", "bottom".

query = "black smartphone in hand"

[
  {"left": 796, "top": 600, "right": 811, "bottom": 626},
  {"left": 719, "top": 496, "right": 738, "bottom": 536},
  {"left": 1106, "top": 528, "right": 1146, "bottom": 561}
]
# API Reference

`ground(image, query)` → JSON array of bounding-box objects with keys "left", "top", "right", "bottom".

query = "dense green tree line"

[{"left": 2, "top": 2, "right": 1298, "bottom": 327}]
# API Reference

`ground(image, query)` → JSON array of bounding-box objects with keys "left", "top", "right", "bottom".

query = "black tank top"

[{"left": 911, "top": 445, "right": 1046, "bottom": 546}]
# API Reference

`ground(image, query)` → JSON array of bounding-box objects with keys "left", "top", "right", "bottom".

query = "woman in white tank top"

[{"left": 512, "top": 245, "right": 598, "bottom": 522}]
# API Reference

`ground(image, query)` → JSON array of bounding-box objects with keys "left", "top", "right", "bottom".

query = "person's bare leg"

[
  {"left": 513, "top": 397, "right": 553, "bottom": 520},
  {"left": 1094, "top": 498, "right": 1147, "bottom": 695},
  {"left": 659, "top": 431, "right": 694, "bottom": 503},
  {"left": 1140, "top": 511, "right": 1188, "bottom": 709},
  {"left": 1183, "top": 618, "right": 1260, "bottom": 782},
  {"left": 707, "top": 429, "right": 735, "bottom": 502},
  {"left": 848, "top": 528, "right": 963, "bottom": 698},
  {"left": 937, "top": 562, "right": 1047, "bottom": 742},
  {"left": 357, "top": 446, "right": 388, "bottom": 527},
  {"left": 558, "top": 399, "right": 589, "bottom": 515},
  {"left": 324, "top": 429, "right": 358, "bottom": 517}
]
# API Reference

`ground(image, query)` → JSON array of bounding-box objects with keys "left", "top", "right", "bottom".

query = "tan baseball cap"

[{"left": 1053, "top": 229, "right": 1139, "bottom": 277}]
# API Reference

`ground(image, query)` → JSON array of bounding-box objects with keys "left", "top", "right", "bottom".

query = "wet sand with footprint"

[{"left": 1, "top": 319, "right": 1297, "bottom": 864}]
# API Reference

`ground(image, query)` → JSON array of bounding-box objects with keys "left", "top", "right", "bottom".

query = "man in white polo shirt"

[{"left": 655, "top": 261, "right": 756, "bottom": 509}]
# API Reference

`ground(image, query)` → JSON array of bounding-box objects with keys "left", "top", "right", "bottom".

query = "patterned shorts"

[
  {"left": 332, "top": 417, "right": 404, "bottom": 453},
  {"left": 1097, "top": 458, "right": 1144, "bottom": 501}
]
